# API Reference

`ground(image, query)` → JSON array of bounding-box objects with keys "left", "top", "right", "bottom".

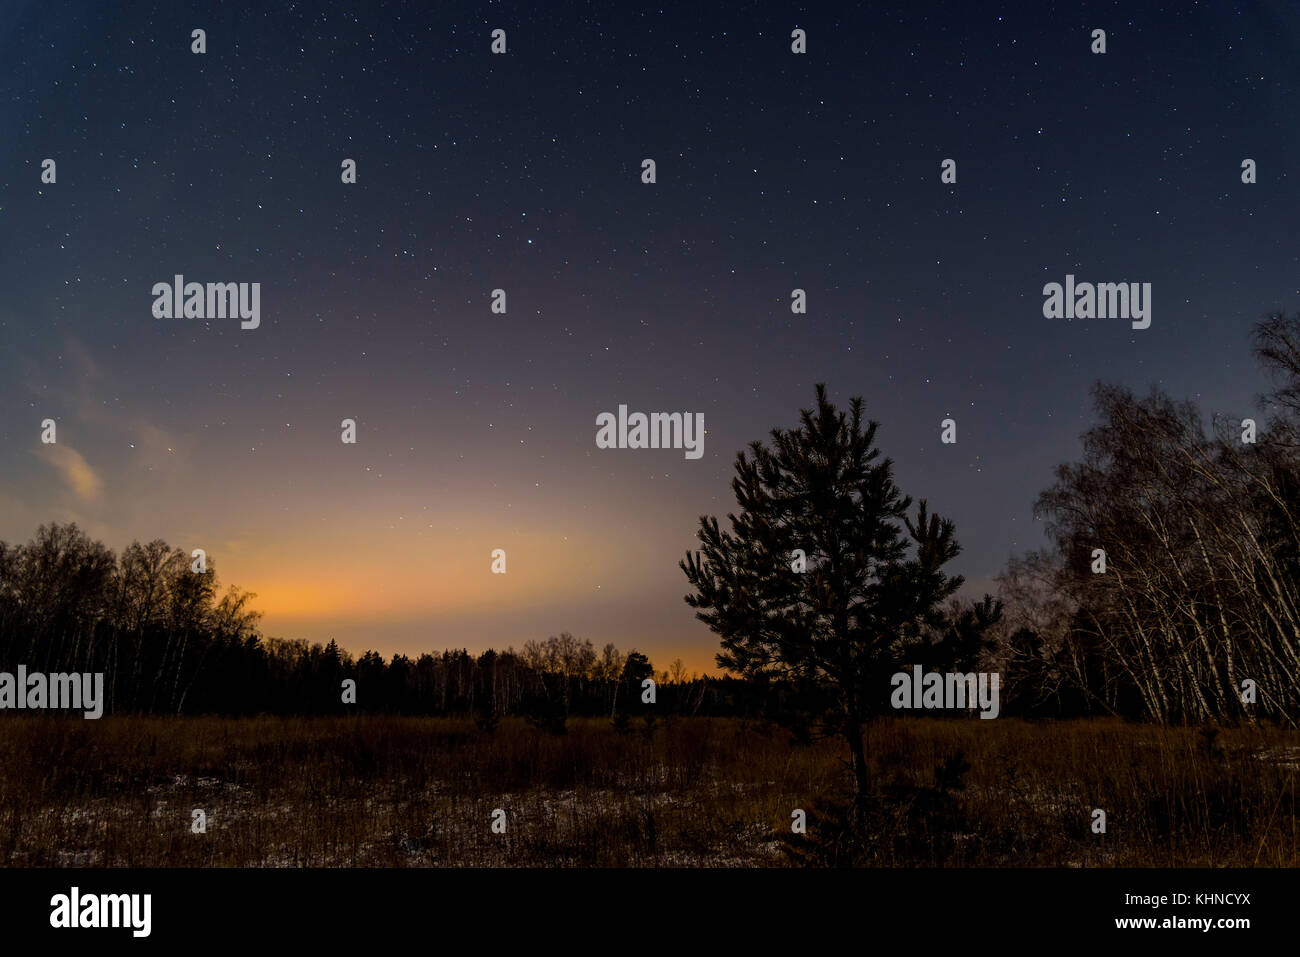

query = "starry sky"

[{"left": 1, "top": 1, "right": 1297, "bottom": 673}]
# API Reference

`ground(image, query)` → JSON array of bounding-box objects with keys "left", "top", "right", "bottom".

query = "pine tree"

[{"left": 681, "top": 384, "right": 982, "bottom": 808}]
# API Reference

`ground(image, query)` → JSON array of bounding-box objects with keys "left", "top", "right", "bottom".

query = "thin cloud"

[{"left": 37, "top": 444, "right": 103, "bottom": 502}]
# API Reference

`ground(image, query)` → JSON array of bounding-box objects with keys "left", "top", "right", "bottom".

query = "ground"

[{"left": 0, "top": 715, "right": 1295, "bottom": 866}]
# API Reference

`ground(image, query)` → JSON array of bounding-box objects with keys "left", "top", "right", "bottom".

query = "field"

[{"left": 0, "top": 715, "right": 1296, "bottom": 867}]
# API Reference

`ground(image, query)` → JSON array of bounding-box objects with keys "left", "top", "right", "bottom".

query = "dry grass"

[{"left": 0, "top": 715, "right": 1294, "bottom": 866}]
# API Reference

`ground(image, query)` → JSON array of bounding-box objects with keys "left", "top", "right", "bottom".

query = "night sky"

[{"left": 1, "top": 1, "right": 1296, "bottom": 673}]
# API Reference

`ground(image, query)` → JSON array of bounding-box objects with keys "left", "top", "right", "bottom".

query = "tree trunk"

[{"left": 844, "top": 715, "right": 869, "bottom": 805}]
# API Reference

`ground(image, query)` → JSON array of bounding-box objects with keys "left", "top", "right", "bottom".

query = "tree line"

[
  {"left": 5, "top": 315, "right": 1299, "bottom": 729},
  {"left": 681, "top": 314, "right": 1300, "bottom": 758},
  {"left": 0, "top": 538, "right": 746, "bottom": 720},
  {"left": 995, "top": 313, "right": 1300, "bottom": 726}
]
